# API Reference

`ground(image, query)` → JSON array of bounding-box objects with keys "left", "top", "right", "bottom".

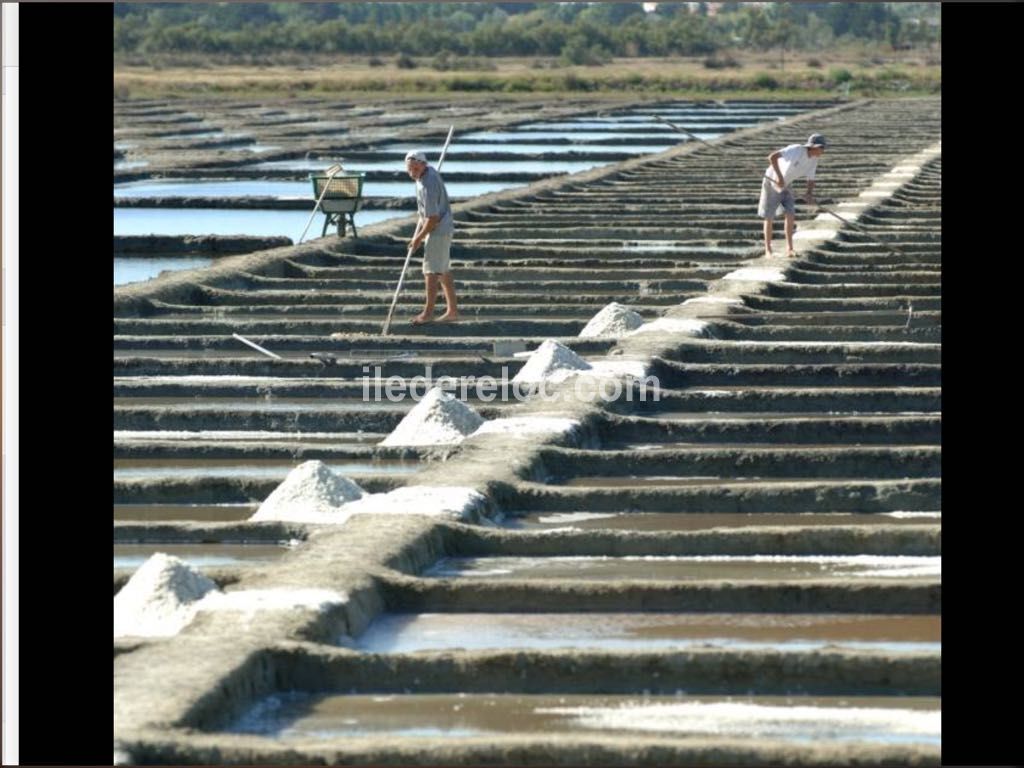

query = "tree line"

[{"left": 114, "top": 2, "right": 940, "bottom": 60}]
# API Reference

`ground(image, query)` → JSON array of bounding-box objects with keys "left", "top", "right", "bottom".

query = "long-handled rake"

[
  {"left": 232, "top": 333, "right": 282, "bottom": 360},
  {"left": 381, "top": 125, "right": 455, "bottom": 336},
  {"left": 651, "top": 114, "right": 723, "bottom": 153},
  {"left": 297, "top": 163, "right": 344, "bottom": 244},
  {"left": 759, "top": 172, "right": 869, "bottom": 231}
]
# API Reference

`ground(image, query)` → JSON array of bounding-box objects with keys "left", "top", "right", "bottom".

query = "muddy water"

[
  {"left": 229, "top": 692, "right": 939, "bottom": 745},
  {"left": 113, "top": 208, "right": 408, "bottom": 238},
  {"left": 600, "top": 443, "right": 940, "bottom": 452},
  {"left": 114, "top": 503, "right": 257, "bottom": 522},
  {"left": 348, "top": 612, "right": 940, "bottom": 654},
  {"left": 114, "top": 430, "right": 387, "bottom": 444},
  {"left": 504, "top": 511, "right": 940, "bottom": 532},
  {"left": 114, "top": 257, "right": 214, "bottom": 286},
  {"left": 114, "top": 349, "right": 336, "bottom": 360},
  {"left": 114, "top": 159, "right": 150, "bottom": 171},
  {"left": 618, "top": 413, "right": 935, "bottom": 424},
  {"left": 114, "top": 398, "right": 414, "bottom": 412},
  {"left": 113, "top": 458, "right": 420, "bottom": 481},
  {"left": 425, "top": 555, "right": 941, "bottom": 581},
  {"left": 113, "top": 542, "right": 291, "bottom": 568},
  {"left": 559, "top": 476, "right": 895, "bottom": 488}
]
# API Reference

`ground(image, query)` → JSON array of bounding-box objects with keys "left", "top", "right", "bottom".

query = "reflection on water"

[
  {"left": 350, "top": 611, "right": 941, "bottom": 654},
  {"left": 114, "top": 257, "right": 214, "bottom": 286},
  {"left": 229, "top": 692, "right": 940, "bottom": 745},
  {"left": 114, "top": 179, "right": 522, "bottom": 199},
  {"left": 113, "top": 208, "right": 408, "bottom": 238}
]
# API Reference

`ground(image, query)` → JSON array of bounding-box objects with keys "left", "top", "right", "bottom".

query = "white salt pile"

[
  {"left": 722, "top": 267, "right": 787, "bottom": 282},
  {"left": 680, "top": 296, "right": 744, "bottom": 309},
  {"left": 511, "top": 339, "right": 592, "bottom": 385},
  {"left": 342, "top": 486, "right": 488, "bottom": 520},
  {"left": 382, "top": 387, "right": 484, "bottom": 447},
  {"left": 196, "top": 588, "right": 346, "bottom": 622},
  {"left": 629, "top": 317, "right": 709, "bottom": 337},
  {"left": 250, "top": 460, "right": 364, "bottom": 523},
  {"left": 578, "top": 302, "right": 644, "bottom": 338},
  {"left": 114, "top": 553, "right": 219, "bottom": 638},
  {"left": 471, "top": 416, "right": 580, "bottom": 439}
]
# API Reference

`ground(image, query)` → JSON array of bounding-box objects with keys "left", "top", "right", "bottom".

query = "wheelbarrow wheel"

[{"left": 337, "top": 217, "right": 347, "bottom": 237}]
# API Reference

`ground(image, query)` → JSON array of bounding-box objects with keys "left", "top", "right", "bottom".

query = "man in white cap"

[
  {"left": 404, "top": 150, "right": 459, "bottom": 324},
  {"left": 758, "top": 133, "right": 829, "bottom": 257}
]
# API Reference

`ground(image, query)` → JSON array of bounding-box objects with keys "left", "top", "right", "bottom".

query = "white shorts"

[
  {"left": 422, "top": 231, "right": 452, "bottom": 274},
  {"left": 757, "top": 177, "right": 796, "bottom": 219}
]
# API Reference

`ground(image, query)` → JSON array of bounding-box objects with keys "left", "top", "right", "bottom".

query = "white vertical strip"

[{"left": 2, "top": 3, "right": 19, "bottom": 764}]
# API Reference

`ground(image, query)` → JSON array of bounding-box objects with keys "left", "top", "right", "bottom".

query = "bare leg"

[
  {"left": 412, "top": 274, "right": 441, "bottom": 324},
  {"left": 438, "top": 273, "right": 460, "bottom": 321},
  {"left": 784, "top": 213, "right": 796, "bottom": 256},
  {"left": 763, "top": 218, "right": 774, "bottom": 257}
]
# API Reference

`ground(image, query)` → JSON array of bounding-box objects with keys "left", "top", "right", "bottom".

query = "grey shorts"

[
  {"left": 757, "top": 177, "right": 796, "bottom": 219},
  {"left": 422, "top": 231, "right": 452, "bottom": 274}
]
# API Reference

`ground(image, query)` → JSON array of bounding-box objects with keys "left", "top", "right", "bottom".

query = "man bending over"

[{"left": 758, "top": 133, "right": 829, "bottom": 257}]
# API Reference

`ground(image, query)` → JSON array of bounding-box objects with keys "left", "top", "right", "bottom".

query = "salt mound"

[
  {"left": 251, "top": 460, "right": 364, "bottom": 522},
  {"left": 512, "top": 340, "right": 592, "bottom": 385},
  {"left": 342, "top": 485, "right": 488, "bottom": 520},
  {"left": 471, "top": 416, "right": 580, "bottom": 439},
  {"left": 114, "top": 553, "right": 219, "bottom": 637},
  {"left": 578, "top": 302, "right": 644, "bottom": 338},
  {"left": 197, "top": 588, "right": 346, "bottom": 616},
  {"left": 722, "top": 267, "right": 786, "bottom": 282},
  {"left": 382, "top": 387, "right": 484, "bottom": 447},
  {"left": 629, "top": 317, "right": 709, "bottom": 337}
]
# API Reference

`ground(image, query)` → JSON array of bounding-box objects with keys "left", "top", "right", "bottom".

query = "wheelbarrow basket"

[
  {"left": 310, "top": 173, "right": 365, "bottom": 214},
  {"left": 309, "top": 172, "right": 366, "bottom": 237}
]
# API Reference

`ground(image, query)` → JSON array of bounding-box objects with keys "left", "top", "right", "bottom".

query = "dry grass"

[{"left": 114, "top": 53, "right": 940, "bottom": 100}]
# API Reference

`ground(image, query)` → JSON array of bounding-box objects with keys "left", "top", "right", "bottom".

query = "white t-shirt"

[{"left": 765, "top": 144, "right": 817, "bottom": 186}]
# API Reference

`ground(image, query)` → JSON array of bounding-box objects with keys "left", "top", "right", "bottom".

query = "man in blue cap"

[
  {"left": 758, "top": 133, "right": 829, "bottom": 257},
  {"left": 405, "top": 150, "right": 459, "bottom": 325}
]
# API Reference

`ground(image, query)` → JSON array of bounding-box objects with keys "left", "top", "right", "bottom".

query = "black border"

[
  {"left": 10, "top": 1, "right": 1022, "bottom": 765},
  {"left": 17, "top": 2, "right": 112, "bottom": 765},
  {"left": 937, "top": 4, "right": 1020, "bottom": 766}
]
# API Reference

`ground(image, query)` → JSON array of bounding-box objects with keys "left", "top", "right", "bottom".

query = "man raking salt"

[
  {"left": 758, "top": 133, "right": 829, "bottom": 258},
  {"left": 405, "top": 149, "right": 459, "bottom": 325}
]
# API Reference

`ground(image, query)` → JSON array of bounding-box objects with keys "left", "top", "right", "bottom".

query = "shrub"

[
  {"left": 432, "top": 51, "right": 453, "bottom": 71},
  {"left": 806, "top": 58, "right": 822, "bottom": 68},
  {"left": 455, "top": 56, "right": 497, "bottom": 72},
  {"left": 829, "top": 67, "right": 853, "bottom": 84},
  {"left": 368, "top": 56, "right": 384, "bottom": 67},
  {"left": 752, "top": 73, "right": 779, "bottom": 90},
  {"left": 703, "top": 54, "right": 740, "bottom": 69},
  {"left": 395, "top": 53, "right": 416, "bottom": 69},
  {"left": 502, "top": 77, "right": 533, "bottom": 92}
]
